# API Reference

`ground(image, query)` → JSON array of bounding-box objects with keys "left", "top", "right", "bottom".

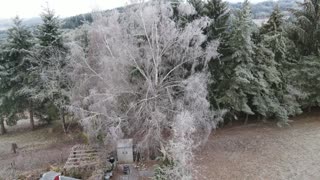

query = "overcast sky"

[{"left": 0, "top": 0, "right": 267, "bottom": 19}]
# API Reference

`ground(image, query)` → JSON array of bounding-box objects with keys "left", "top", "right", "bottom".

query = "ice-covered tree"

[
  {"left": 0, "top": 17, "right": 35, "bottom": 130},
  {"left": 37, "top": 7, "right": 64, "bottom": 51},
  {"left": 260, "top": 6, "right": 303, "bottom": 118},
  {"left": 70, "top": 1, "right": 222, "bottom": 178},
  {"left": 188, "top": 0, "right": 205, "bottom": 15},
  {"left": 210, "top": 0, "right": 292, "bottom": 124},
  {"left": 288, "top": 0, "right": 320, "bottom": 108},
  {"left": 210, "top": 0, "right": 256, "bottom": 121},
  {"left": 290, "top": 0, "right": 320, "bottom": 56},
  {"left": 203, "top": 0, "right": 230, "bottom": 41},
  {"left": 28, "top": 7, "right": 70, "bottom": 131}
]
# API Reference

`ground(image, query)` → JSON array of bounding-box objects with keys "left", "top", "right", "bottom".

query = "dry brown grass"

[
  {"left": 195, "top": 110, "right": 320, "bottom": 180},
  {"left": 2, "top": 111, "right": 320, "bottom": 180},
  {"left": 0, "top": 120, "right": 84, "bottom": 179}
]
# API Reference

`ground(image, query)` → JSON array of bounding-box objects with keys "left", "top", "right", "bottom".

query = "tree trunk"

[
  {"left": 60, "top": 109, "right": 67, "bottom": 133},
  {"left": 0, "top": 119, "right": 6, "bottom": 135},
  {"left": 11, "top": 143, "right": 18, "bottom": 154},
  {"left": 29, "top": 104, "right": 35, "bottom": 130},
  {"left": 244, "top": 114, "right": 249, "bottom": 125}
]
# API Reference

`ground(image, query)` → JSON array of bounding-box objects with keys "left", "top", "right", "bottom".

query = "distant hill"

[
  {"left": 230, "top": 0, "right": 302, "bottom": 19},
  {"left": 61, "top": 6, "right": 127, "bottom": 29},
  {"left": 0, "top": 17, "right": 41, "bottom": 31},
  {"left": 0, "top": 0, "right": 302, "bottom": 34},
  {"left": 62, "top": 0, "right": 302, "bottom": 29},
  {"left": 0, "top": 17, "right": 41, "bottom": 42}
]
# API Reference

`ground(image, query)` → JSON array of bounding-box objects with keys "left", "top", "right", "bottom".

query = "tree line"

[
  {"left": 191, "top": 0, "right": 320, "bottom": 126},
  {"left": 0, "top": 7, "right": 70, "bottom": 134},
  {"left": 0, "top": 0, "right": 318, "bottom": 138}
]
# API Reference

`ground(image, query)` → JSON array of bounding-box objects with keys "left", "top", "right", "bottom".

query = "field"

[
  {"left": 195, "top": 110, "right": 320, "bottom": 180},
  {"left": 0, "top": 120, "right": 83, "bottom": 179},
  {"left": 1, "top": 111, "right": 320, "bottom": 179}
]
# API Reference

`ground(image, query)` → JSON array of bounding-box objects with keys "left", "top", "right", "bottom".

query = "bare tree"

[{"left": 69, "top": 1, "right": 224, "bottom": 178}]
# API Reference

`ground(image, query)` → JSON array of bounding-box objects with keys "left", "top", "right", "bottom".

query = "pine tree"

[
  {"left": 252, "top": 44, "right": 291, "bottom": 124},
  {"left": 289, "top": 0, "right": 320, "bottom": 108},
  {"left": 203, "top": 0, "right": 230, "bottom": 41},
  {"left": 290, "top": 0, "right": 320, "bottom": 56},
  {"left": 291, "top": 55, "right": 320, "bottom": 108},
  {"left": 210, "top": 0, "right": 291, "bottom": 124},
  {"left": 37, "top": 8, "right": 64, "bottom": 50},
  {"left": 188, "top": 0, "right": 204, "bottom": 15},
  {"left": 260, "top": 5, "right": 302, "bottom": 118},
  {"left": 210, "top": 0, "right": 256, "bottom": 122},
  {"left": 31, "top": 8, "right": 70, "bottom": 131},
  {"left": 0, "top": 17, "right": 35, "bottom": 130},
  {"left": 259, "top": 5, "right": 298, "bottom": 64}
]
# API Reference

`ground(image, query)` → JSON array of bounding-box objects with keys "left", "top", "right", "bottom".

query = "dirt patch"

[{"left": 195, "top": 110, "right": 320, "bottom": 180}]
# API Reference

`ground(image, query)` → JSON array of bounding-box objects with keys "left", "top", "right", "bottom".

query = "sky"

[{"left": 0, "top": 0, "right": 267, "bottom": 19}]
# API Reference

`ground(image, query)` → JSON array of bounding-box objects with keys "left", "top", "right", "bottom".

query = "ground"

[
  {"left": 0, "top": 120, "right": 83, "bottom": 180},
  {"left": 195, "top": 110, "right": 320, "bottom": 180},
  {"left": 0, "top": 111, "right": 320, "bottom": 180}
]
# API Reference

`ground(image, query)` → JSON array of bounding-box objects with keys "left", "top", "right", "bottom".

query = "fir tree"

[
  {"left": 31, "top": 8, "right": 70, "bottom": 131},
  {"left": 290, "top": 0, "right": 320, "bottom": 56},
  {"left": 188, "top": 0, "right": 204, "bottom": 15},
  {"left": 203, "top": 0, "right": 230, "bottom": 41},
  {"left": 260, "top": 5, "right": 302, "bottom": 118},
  {"left": 37, "top": 8, "right": 63, "bottom": 50},
  {"left": 252, "top": 44, "right": 289, "bottom": 123},
  {"left": 210, "top": 0, "right": 256, "bottom": 122},
  {"left": 290, "top": 55, "right": 320, "bottom": 108},
  {"left": 210, "top": 0, "right": 291, "bottom": 124},
  {"left": 289, "top": 0, "right": 320, "bottom": 108},
  {"left": 0, "top": 17, "right": 35, "bottom": 130}
]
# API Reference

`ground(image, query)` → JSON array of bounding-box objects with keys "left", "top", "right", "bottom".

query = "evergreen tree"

[
  {"left": 31, "top": 8, "right": 70, "bottom": 131},
  {"left": 203, "top": 0, "right": 230, "bottom": 41},
  {"left": 0, "top": 17, "right": 35, "bottom": 130},
  {"left": 252, "top": 44, "right": 290, "bottom": 123},
  {"left": 260, "top": 5, "right": 283, "bottom": 37},
  {"left": 290, "top": 0, "right": 320, "bottom": 56},
  {"left": 210, "top": 0, "right": 291, "bottom": 124},
  {"left": 37, "top": 8, "right": 64, "bottom": 50},
  {"left": 290, "top": 55, "right": 320, "bottom": 108},
  {"left": 188, "top": 0, "right": 204, "bottom": 15},
  {"left": 210, "top": 0, "right": 256, "bottom": 122},
  {"left": 260, "top": 5, "right": 302, "bottom": 118},
  {"left": 289, "top": 0, "right": 320, "bottom": 108}
]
